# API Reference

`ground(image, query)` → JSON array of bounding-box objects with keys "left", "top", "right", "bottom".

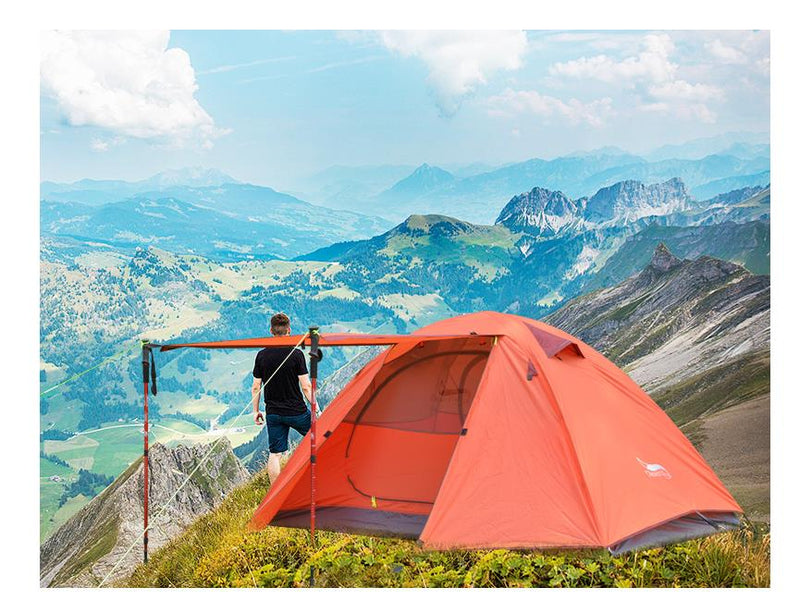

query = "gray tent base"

[
  {"left": 272, "top": 506, "right": 428, "bottom": 539},
  {"left": 609, "top": 511, "right": 741, "bottom": 555},
  {"left": 272, "top": 507, "right": 740, "bottom": 555}
]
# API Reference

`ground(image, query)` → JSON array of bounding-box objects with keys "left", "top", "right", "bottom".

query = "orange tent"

[{"left": 161, "top": 311, "right": 741, "bottom": 553}]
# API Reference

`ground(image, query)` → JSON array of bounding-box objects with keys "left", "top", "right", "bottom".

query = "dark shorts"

[{"left": 266, "top": 410, "right": 311, "bottom": 453}]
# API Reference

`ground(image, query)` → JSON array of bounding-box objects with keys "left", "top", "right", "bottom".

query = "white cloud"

[
  {"left": 638, "top": 102, "right": 669, "bottom": 113},
  {"left": 89, "top": 138, "right": 109, "bottom": 152},
  {"left": 705, "top": 39, "right": 747, "bottom": 64},
  {"left": 198, "top": 55, "right": 296, "bottom": 75},
  {"left": 549, "top": 33, "right": 677, "bottom": 84},
  {"left": 648, "top": 80, "right": 723, "bottom": 102},
  {"left": 639, "top": 100, "right": 717, "bottom": 124},
  {"left": 487, "top": 88, "right": 613, "bottom": 127},
  {"left": 536, "top": 31, "right": 642, "bottom": 53},
  {"left": 90, "top": 135, "right": 126, "bottom": 152},
  {"left": 41, "top": 31, "right": 228, "bottom": 148},
  {"left": 644, "top": 79, "right": 723, "bottom": 124},
  {"left": 378, "top": 30, "right": 528, "bottom": 115},
  {"left": 550, "top": 33, "right": 729, "bottom": 124}
]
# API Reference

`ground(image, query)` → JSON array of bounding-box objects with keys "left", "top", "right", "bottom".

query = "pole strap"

[
  {"left": 141, "top": 343, "right": 157, "bottom": 396},
  {"left": 308, "top": 326, "right": 322, "bottom": 378}
]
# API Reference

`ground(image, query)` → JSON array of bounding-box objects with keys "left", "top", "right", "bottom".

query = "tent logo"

[{"left": 636, "top": 457, "right": 672, "bottom": 479}]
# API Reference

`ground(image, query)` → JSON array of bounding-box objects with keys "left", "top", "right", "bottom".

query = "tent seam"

[{"left": 532, "top": 351, "right": 604, "bottom": 546}]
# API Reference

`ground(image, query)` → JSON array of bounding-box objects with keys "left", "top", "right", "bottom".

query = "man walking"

[{"left": 252, "top": 312, "right": 312, "bottom": 483}]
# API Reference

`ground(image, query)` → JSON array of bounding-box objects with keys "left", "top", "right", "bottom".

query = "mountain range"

[
  {"left": 41, "top": 167, "right": 242, "bottom": 206},
  {"left": 41, "top": 182, "right": 392, "bottom": 261},
  {"left": 291, "top": 149, "right": 769, "bottom": 223},
  {"left": 644, "top": 132, "right": 769, "bottom": 162},
  {"left": 300, "top": 179, "right": 769, "bottom": 317}
]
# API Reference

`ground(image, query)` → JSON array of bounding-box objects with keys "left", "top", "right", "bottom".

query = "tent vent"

[{"left": 525, "top": 323, "right": 584, "bottom": 359}]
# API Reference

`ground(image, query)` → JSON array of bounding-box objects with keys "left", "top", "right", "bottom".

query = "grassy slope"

[
  {"left": 652, "top": 350, "right": 770, "bottom": 427},
  {"left": 686, "top": 395, "right": 770, "bottom": 522},
  {"left": 124, "top": 471, "right": 769, "bottom": 588}
]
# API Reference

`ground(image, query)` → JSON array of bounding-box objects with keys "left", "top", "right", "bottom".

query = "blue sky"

[{"left": 40, "top": 30, "right": 769, "bottom": 188}]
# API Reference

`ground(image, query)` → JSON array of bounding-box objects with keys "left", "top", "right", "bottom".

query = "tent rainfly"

[{"left": 160, "top": 311, "right": 742, "bottom": 553}]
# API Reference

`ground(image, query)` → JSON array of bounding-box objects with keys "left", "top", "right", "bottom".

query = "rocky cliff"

[
  {"left": 546, "top": 243, "right": 769, "bottom": 410},
  {"left": 40, "top": 439, "right": 249, "bottom": 587},
  {"left": 495, "top": 186, "right": 584, "bottom": 237}
]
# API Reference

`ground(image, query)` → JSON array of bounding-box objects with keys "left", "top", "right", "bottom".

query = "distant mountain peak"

[
  {"left": 396, "top": 213, "right": 475, "bottom": 236},
  {"left": 649, "top": 243, "right": 682, "bottom": 273},
  {"left": 585, "top": 177, "right": 691, "bottom": 225},
  {"left": 566, "top": 145, "right": 632, "bottom": 158},
  {"left": 147, "top": 166, "right": 239, "bottom": 188},
  {"left": 495, "top": 186, "right": 581, "bottom": 236},
  {"left": 405, "top": 163, "right": 454, "bottom": 182},
  {"left": 381, "top": 164, "right": 456, "bottom": 200}
]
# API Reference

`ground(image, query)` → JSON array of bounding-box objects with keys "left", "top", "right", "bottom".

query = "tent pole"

[
  {"left": 308, "top": 326, "right": 321, "bottom": 586},
  {"left": 141, "top": 342, "right": 150, "bottom": 564}
]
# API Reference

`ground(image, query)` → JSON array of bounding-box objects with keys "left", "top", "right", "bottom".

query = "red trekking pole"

[
  {"left": 307, "top": 326, "right": 322, "bottom": 586},
  {"left": 141, "top": 342, "right": 157, "bottom": 564}
]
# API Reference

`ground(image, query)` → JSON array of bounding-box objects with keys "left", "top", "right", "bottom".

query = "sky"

[{"left": 40, "top": 30, "right": 770, "bottom": 188}]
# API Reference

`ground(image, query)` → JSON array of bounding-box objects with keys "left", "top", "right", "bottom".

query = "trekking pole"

[
  {"left": 141, "top": 342, "right": 151, "bottom": 564},
  {"left": 307, "top": 326, "right": 322, "bottom": 586},
  {"left": 140, "top": 342, "right": 157, "bottom": 564}
]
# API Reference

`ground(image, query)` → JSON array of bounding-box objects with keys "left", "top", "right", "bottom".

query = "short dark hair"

[{"left": 270, "top": 312, "right": 291, "bottom": 336}]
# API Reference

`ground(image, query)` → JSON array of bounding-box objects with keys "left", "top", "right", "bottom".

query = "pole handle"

[
  {"left": 141, "top": 343, "right": 157, "bottom": 396},
  {"left": 141, "top": 343, "right": 150, "bottom": 385},
  {"left": 308, "top": 326, "right": 322, "bottom": 379}
]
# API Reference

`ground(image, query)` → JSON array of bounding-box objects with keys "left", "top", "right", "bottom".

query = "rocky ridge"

[
  {"left": 40, "top": 440, "right": 249, "bottom": 587},
  {"left": 546, "top": 243, "right": 770, "bottom": 397}
]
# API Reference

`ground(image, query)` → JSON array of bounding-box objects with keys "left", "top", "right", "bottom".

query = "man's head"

[{"left": 270, "top": 312, "right": 291, "bottom": 336}]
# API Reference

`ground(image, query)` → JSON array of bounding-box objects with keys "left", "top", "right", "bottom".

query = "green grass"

[
  {"left": 44, "top": 436, "right": 99, "bottom": 470},
  {"left": 41, "top": 456, "right": 74, "bottom": 478},
  {"left": 124, "top": 470, "right": 770, "bottom": 588},
  {"left": 41, "top": 395, "right": 84, "bottom": 432},
  {"left": 53, "top": 494, "right": 91, "bottom": 524},
  {"left": 40, "top": 457, "right": 78, "bottom": 539},
  {"left": 155, "top": 391, "right": 234, "bottom": 421},
  {"left": 41, "top": 479, "right": 70, "bottom": 540}
]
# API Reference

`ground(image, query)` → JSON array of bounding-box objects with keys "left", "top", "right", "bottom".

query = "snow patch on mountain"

[{"left": 565, "top": 244, "right": 602, "bottom": 280}]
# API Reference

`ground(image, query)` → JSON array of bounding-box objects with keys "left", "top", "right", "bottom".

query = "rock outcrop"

[
  {"left": 546, "top": 244, "right": 770, "bottom": 395},
  {"left": 40, "top": 439, "right": 249, "bottom": 587},
  {"left": 495, "top": 186, "right": 584, "bottom": 237}
]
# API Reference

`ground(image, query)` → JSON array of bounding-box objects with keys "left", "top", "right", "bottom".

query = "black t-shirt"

[{"left": 253, "top": 347, "right": 309, "bottom": 416}]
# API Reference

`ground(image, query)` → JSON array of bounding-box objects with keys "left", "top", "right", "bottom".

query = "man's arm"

[
  {"left": 298, "top": 374, "right": 312, "bottom": 405},
  {"left": 252, "top": 376, "right": 264, "bottom": 424}
]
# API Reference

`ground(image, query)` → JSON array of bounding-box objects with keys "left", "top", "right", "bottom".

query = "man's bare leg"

[{"left": 267, "top": 451, "right": 284, "bottom": 484}]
